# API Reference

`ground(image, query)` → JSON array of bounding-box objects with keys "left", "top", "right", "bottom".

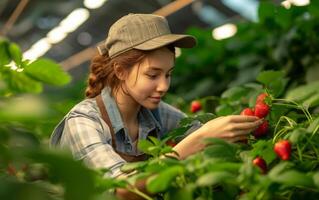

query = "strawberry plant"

[
  {"left": 114, "top": 69, "right": 319, "bottom": 200},
  {"left": 2, "top": 1, "right": 319, "bottom": 200}
]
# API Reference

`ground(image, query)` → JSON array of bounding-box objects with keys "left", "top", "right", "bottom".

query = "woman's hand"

[
  {"left": 200, "top": 115, "right": 263, "bottom": 143},
  {"left": 173, "top": 115, "right": 263, "bottom": 159}
]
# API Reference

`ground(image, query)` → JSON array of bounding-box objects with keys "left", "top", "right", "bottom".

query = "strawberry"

[
  {"left": 274, "top": 140, "right": 291, "bottom": 160},
  {"left": 166, "top": 140, "right": 177, "bottom": 147},
  {"left": 254, "top": 103, "right": 270, "bottom": 118},
  {"left": 256, "top": 93, "right": 268, "bottom": 104},
  {"left": 240, "top": 108, "right": 254, "bottom": 116},
  {"left": 190, "top": 100, "right": 202, "bottom": 113},
  {"left": 253, "top": 156, "right": 267, "bottom": 174},
  {"left": 253, "top": 120, "right": 269, "bottom": 138},
  {"left": 6, "top": 163, "right": 17, "bottom": 176}
]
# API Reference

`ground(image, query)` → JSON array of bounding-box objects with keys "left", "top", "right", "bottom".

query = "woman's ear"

[{"left": 114, "top": 64, "right": 127, "bottom": 80}]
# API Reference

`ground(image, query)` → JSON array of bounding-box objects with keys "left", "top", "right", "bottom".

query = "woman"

[{"left": 50, "top": 13, "right": 263, "bottom": 199}]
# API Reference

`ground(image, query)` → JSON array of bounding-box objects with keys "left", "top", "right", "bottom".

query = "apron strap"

[
  {"left": 95, "top": 94, "right": 148, "bottom": 162},
  {"left": 96, "top": 94, "right": 117, "bottom": 149}
]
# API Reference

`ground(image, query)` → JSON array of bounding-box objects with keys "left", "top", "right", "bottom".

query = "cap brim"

[{"left": 133, "top": 34, "right": 197, "bottom": 51}]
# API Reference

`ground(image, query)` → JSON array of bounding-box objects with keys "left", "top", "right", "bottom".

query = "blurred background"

[
  {"left": 1, "top": 1, "right": 319, "bottom": 200},
  {"left": 0, "top": 0, "right": 264, "bottom": 81}
]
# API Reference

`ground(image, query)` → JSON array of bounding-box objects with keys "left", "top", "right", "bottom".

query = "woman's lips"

[{"left": 149, "top": 96, "right": 161, "bottom": 102}]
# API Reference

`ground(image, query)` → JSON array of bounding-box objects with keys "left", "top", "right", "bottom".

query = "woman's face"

[{"left": 123, "top": 47, "right": 175, "bottom": 109}]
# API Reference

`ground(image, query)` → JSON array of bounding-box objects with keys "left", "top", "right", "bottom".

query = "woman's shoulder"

[
  {"left": 158, "top": 101, "right": 187, "bottom": 119},
  {"left": 67, "top": 98, "right": 99, "bottom": 118}
]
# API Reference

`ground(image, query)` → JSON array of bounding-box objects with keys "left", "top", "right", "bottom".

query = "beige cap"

[{"left": 97, "top": 13, "right": 197, "bottom": 58}]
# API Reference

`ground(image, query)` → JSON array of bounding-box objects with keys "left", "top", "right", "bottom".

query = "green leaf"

[
  {"left": 215, "top": 104, "right": 234, "bottom": 116},
  {"left": 196, "top": 171, "right": 234, "bottom": 187},
  {"left": 256, "top": 70, "right": 287, "bottom": 97},
  {"left": 258, "top": 2, "right": 276, "bottom": 24},
  {"left": 120, "top": 161, "right": 147, "bottom": 173},
  {"left": 162, "top": 126, "right": 191, "bottom": 141},
  {"left": 166, "top": 185, "right": 194, "bottom": 200},
  {"left": 203, "top": 138, "right": 237, "bottom": 160},
  {"left": 313, "top": 172, "right": 319, "bottom": 188},
  {"left": 270, "top": 170, "right": 315, "bottom": 188},
  {"left": 146, "top": 166, "right": 184, "bottom": 193},
  {"left": 8, "top": 42, "right": 22, "bottom": 66},
  {"left": 250, "top": 140, "right": 276, "bottom": 164},
  {"left": 286, "top": 81, "right": 319, "bottom": 103},
  {"left": 268, "top": 162, "right": 293, "bottom": 178},
  {"left": 221, "top": 86, "right": 249, "bottom": 102},
  {"left": 275, "top": 6, "right": 292, "bottom": 29},
  {"left": 302, "top": 93, "right": 319, "bottom": 107},
  {"left": 205, "top": 162, "right": 241, "bottom": 173},
  {"left": 24, "top": 59, "right": 71, "bottom": 86},
  {"left": 137, "top": 140, "right": 160, "bottom": 157},
  {"left": 289, "top": 128, "right": 308, "bottom": 144},
  {"left": 0, "top": 39, "right": 11, "bottom": 66},
  {"left": 193, "top": 113, "right": 216, "bottom": 123},
  {"left": 307, "top": 117, "right": 319, "bottom": 133},
  {"left": 7, "top": 70, "right": 43, "bottom": 93},
  {"left": 29, "top": 149, "right": 96, "bottom": 200},
  {"left": 148, "top": 136, "right": 161, "bottom": 146}
]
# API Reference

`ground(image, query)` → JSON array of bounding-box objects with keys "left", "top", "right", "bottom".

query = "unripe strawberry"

[
  {"left": 190, "top": 100, "right": 202, "bottom": 113},
  {"left": 274, "top": 140, "right": 291, "bottom": 160},
  {"left": 253, "top": 156, "right": 267, "bottom": 174},
  {"left": 256, "top": 93, "right": 269, "bottom": 104},
  {"left": 240, "top": 108, "right": 254, "bottom": 116},
  {"left": 254, "top": 103, "right": 270, "bottom": 118},
  {"left": 166, "top": 140, "right": 177, "bottom": 147},
  {"left": 253, "top": 120, "right": 269, "bottom": 138}
]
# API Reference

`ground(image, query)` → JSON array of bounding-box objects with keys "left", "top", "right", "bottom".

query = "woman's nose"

[{"left": 157, "top": 76, "right": 170, "bottom": 93}]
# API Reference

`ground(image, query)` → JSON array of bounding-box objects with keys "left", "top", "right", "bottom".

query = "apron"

[{"left": 96, "top": 94, "right": 154, "bottom": 162}]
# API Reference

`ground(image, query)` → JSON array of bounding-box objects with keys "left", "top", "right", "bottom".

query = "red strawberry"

[
  {"left": 274, "top": 140, "right": 291, "bottom": 160},
  {"left": 190, "top": 100, "right": 202, "bottom": 113},
  {"left": 240, "top": 108, "right": 254, "bottom": 116},
  {"left": 6, "top": 163, "right": 17, "bottom": 176},
  {"left": 166, "top": 140, "right": 177, "bottom": 147},
  {"left": 254, "top": 103, "right": 270, "bottom": 118},
  {"left": 256, "top": 93, "right": 268, "bottom": 104},
  {"left": 253, "top": 120, "right": 269, "bottom": 138},
  {"left": 253, "top": 156, "right": 267, "bottom": 174}
]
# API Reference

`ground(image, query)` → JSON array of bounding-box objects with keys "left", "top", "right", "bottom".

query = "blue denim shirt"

[{"left": 50, "top": 87, "right": 196, "bottom": 178}]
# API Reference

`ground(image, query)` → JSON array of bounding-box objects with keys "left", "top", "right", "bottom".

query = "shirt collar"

[{"left": 100, "top": 87, "right": 162, "bottom": 135}]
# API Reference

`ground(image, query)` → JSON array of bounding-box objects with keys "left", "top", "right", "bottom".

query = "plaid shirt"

[{"left": 50, "top": 87, "right": 199, "bottom": 178}]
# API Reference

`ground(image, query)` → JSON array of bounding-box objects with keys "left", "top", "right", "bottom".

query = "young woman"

[{"left": 51, "top": 13, "right": 263, "bottom": 199}]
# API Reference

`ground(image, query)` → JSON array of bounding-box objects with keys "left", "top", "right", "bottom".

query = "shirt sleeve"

[
  {"left": 158, "top": 101, "right": 202, "bottom": 139},
  {"left": 60, "top": 114, "right": 126, "bottom": 178}
]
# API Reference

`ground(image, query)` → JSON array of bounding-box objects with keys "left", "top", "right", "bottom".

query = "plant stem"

[
  {"left": 127, "top": 187, "right": 153, "bottom": 200},
  {"left": 272, "top": 99, "right": 313, "bottom": 122}
]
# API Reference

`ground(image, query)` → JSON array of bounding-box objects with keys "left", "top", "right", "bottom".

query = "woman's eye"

[
  {"left": 166, "top": 73, "right": 172, "bottom": 78},
  {"left": 146, "top": 74, "right": 157, "bottom": 79}
]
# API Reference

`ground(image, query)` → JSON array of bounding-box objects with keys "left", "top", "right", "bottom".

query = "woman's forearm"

[
  {"left": 116, "top": 178, "right": 153, "bottom": 200},
  {"left": 172, "top": 127, "right": 206, "bottom": 160}
]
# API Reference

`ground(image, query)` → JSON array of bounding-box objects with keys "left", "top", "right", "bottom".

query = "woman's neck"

[{"left": 113, "top": 88, "right": 140, "bottom": 125}]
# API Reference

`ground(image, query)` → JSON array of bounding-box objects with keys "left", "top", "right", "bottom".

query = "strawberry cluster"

[{"left": 240, "top": 93, "right": 270, "bottom": 138}]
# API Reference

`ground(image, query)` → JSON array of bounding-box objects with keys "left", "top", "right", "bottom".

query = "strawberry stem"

[{"left": 272, "top": 99, "right": 313, "bottom": 123}]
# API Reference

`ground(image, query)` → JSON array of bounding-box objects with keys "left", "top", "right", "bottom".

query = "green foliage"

[
  {"left": 171, "top": 1, "right": 319, "bottom": 103},
  {"left": 2, "top": 1, "right": 319, "bottom": 200}
]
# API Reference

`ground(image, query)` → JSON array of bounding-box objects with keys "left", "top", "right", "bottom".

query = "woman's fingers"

[
  {"left": 231, "top": 119, "right": 264, "bottom": 130},
  {"left": 228, "top": 135, "right": 248, "bottom": 143},
  {"left": 227, "top": 115, "right": 259, "bottom": 123}
]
